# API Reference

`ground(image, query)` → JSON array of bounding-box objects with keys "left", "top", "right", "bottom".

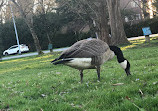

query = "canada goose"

[{"left": 51, "top": 39, "right": 131, "bottom": 82}]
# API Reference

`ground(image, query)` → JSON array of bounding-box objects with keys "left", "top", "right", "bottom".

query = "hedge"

[
  {"left": 0, "top": 18, "right": 91, "bottom": 52},
  {"left": 124, "top": 17, "right": 158, "bottom": 37}
]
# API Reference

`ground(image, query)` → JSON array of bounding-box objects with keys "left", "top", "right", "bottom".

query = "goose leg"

[
  {"left": 79, "top": 70, "right": 83, "bottom": 83},
  {"left": 96, "top": 66, "right": 100, "bottom": 81}
]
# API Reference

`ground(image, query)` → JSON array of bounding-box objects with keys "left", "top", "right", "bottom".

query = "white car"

[{"left": 3, "top": 44, "right": 29, "bottom": 56}]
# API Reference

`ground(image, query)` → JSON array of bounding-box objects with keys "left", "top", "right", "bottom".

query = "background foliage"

[
  {"left": 124, "top": 17, "right": 158, "bottom": 37},
  {"left": 1, "top": 12, "right": 158, "bottom": 53},
  {"left": 0, "top": 12, "right": 90, "bottom": 52}
]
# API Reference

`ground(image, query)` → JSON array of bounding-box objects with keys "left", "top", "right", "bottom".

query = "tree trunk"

[
  {"left": 106, "top": 0, "right": 129, "bottom": 45},
  {"left": 0, "top": 25, "right": 2, "bottom": 60},
  {"left": 0, "top": 0, "right": 4, "bottom": 10},
  {"left": 25, "top": 18, "right": 44, "bottom": 55},
  {"left": 97, "top": 0, "right": 110, "bottom": 44},
  {"left": 0, "top": 0, "right": 3, "bottom": 59},
  {"left": 10, "top": 0, "right": 43, "bottom": 55},
  {"left": 78, "top": 0, "right": 110, "bottom": 44},
  {"left": 39, "top": 0, "right": 53, "bottom": 53}
]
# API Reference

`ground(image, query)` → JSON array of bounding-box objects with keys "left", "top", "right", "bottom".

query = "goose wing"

[{"left": 59, "top": 39, "right": 109, "bottom": 59}]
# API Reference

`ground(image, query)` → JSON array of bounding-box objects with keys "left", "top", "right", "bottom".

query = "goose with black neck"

[{"left": 51, "top": 39, "right": 131, "bottom": 83}]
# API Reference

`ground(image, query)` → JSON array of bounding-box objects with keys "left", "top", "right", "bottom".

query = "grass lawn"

[{"left": 0, "top": 37, "right": 158, "bottom": 111}]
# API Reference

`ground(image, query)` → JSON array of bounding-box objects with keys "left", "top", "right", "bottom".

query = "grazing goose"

[{"left": 51, "top": 39, "right": 131, "bottom": 82}]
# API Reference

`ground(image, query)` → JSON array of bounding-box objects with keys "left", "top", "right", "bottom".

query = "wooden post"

[
  {"left": 142, "top": 27, "right": 152, "bottom": 43},
  {"left": 145, "top": 35, "right": 150, "bottom": 42}
]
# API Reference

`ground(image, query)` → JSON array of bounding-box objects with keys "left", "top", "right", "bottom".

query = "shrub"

[
  {"left": 0, "top": 18, "right": 91, "bottom": 52},
  {"left": 51, "top": 32, "right": 91, "bottom": 48},
  {"left": 124, "top": 17, "right": 158, "bottom": 37}
]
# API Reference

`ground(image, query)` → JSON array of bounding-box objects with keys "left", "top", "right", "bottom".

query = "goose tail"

[
  {"left": 52, "top": 58, "right": 73, "bottom": 65},
  {"left": 51, "top": 58, "right": 59, "bottom": 63}
]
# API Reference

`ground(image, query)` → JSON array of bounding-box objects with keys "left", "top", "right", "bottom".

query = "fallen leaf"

[
  {"left": 112, "top": 83, "right": 124, "bottom": 86},
  {"left": 139, "top": 89, "right": 144, "bottom": 97},
  {"left": 56, "top": 72, "right": 61, "bottom": 74},
  {"left": 125, "top": 96, "right": 146, "bottom": 111},
  {"left": 139, "top": 108, "right": 146, "bottom": 111},
  {"left": 41, "top": 94, "right": 46, "bottom": 97},
  {"left": 125, "top": 96, "right": 131, "bottom": 100},
  {"left": 153, "top": 81, "right": 158, "bottom": 85}
]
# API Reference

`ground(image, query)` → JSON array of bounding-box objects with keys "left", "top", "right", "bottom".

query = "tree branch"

[
  {"left": 0, "top": 0, "right": 4, "bottom": 10},
  {"left": 10, "top": 0, "right": 26, "bottom": 18}
]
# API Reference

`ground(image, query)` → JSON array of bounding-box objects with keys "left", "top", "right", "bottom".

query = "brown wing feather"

[{"left": 60, "top": 39, "right": 109, "bottom": 58}]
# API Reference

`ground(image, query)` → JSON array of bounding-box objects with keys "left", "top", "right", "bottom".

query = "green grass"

[{"left": 0, "top": 38, "right": 158, "bottom": 111}]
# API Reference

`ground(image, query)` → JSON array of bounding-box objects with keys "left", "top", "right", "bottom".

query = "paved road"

[
  {"left": 1, "top": 47, "right": 68, "bottom": 60},
  {"left": 1, "top": 34, "right": 158, "bottom": 60},
  {"left": 128, "top": 34, "right": 158, "bottom": 40}
]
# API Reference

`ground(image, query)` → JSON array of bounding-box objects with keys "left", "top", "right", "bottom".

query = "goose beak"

[
  {"left": 51, "top": 58, "right": 59, "bottom": 63},
  {"left": 125, "top": 68, "right": 131, "bottom": 76},
  {"left": 125, "top": 60, "right": 131, "bottom": 76}
]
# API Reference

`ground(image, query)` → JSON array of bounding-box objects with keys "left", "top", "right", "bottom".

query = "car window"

[
  {"left": 21, "top": 44, "right": 26, "bottom": 46},
  {"left": 9, "top": 46, "right": 18, "bottom": 49}
]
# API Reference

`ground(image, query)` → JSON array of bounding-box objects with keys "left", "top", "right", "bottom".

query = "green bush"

[
  {"left": 0, "top": 19, "right": 34, "bottom": 52},
  {"left": 0, "top": 41, "right": 2, "bottom": 59},
  {"left": 0, "top": 24, "right": 3, "bottom": 58},
  {"left": 124, "top": 17, "right": 158, "bottom": 37},
  {"left": 0, "top": 15, "right": 91, "bottom": 52},
  {"left": 51, "top": 32, "right": 91, "bottom": 48}
]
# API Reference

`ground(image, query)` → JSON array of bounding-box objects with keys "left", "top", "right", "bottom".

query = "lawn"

[{"left": 0, "top": 37, "right": 158, "bottom": 111}]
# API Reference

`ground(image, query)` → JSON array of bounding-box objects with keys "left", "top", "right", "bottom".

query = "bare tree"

[
  {"left": 35, "top": 0, "right": 57, "bottom": 14},
  {"left": 96, "top": 0, "right": 110, "bottom": 44},
  {"left": 10, "top": 0, "right": 43, "bottom": 55},
  {"left": 0, "top": 0, "right": 5, "bottom": 59},
  {"left": 56, "top": 0, "right": 110, "bottom": 44},
  {"left": 0, "top": 0, "right": 4, "bottom": 23},
  {"left": 34, "top": 0, "right": 56, "bottom": 53},
  {"left": 0, "top": 0, "right": 4, "bottom": 9},
  {"left": 83, "top": 0, "right": 110, "bottom": 44},
  {"left": 106, "top": 0, "right": 129, "bottom": 45}
]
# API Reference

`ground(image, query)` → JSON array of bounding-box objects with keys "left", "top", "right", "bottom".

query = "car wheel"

[
  {"left": 17, "top": 50, "right": 22, "bottom": 55},
  {"left": 5, "top": 52, "right": 8, "bottom": 56}
]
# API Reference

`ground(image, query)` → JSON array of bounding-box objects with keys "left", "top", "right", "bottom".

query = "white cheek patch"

[{"left": 120, "top": 60, "right": 127, "bottom": 69}]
